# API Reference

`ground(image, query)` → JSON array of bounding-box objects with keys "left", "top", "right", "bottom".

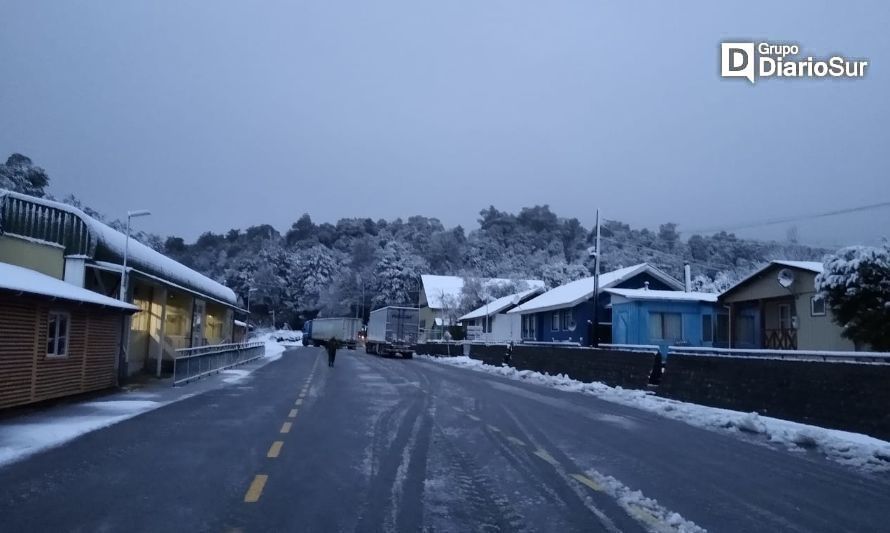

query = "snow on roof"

[
  {"left": 720, "top": 259, "right": 825, "bottom": 297},
  {"left": 771, "top": 260, "right": 824, "bottom": 274},
  {"left": 605, "top": 288, "right": 718, "bottom": 303},
  {"left": 0, "top": 262, "right": 138, "bottom": 311},
  {"left": 234, "top": 319, "right": 247, "bottom": 327},
  {"left": 0, "top": 191, "right": 237, "bottom": 306},
  {"left": 508, "top": 263, "right": 684, "bottom": 315},
  {"left": 459, "top": 287, "right": 545, "bottom": 320},
  {"left": 421, "top": 274, "right": 545, "bottom": 309}
]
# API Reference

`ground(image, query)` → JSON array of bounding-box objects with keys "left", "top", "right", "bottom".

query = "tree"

[
  {"left": 0, "top": 154, "right": 50, "bottom": 197},
  {"left": 370, "top": 241, "right": 427, "bottom": 308},
  {"left": 816, "top": 245, "right": 890, "bottom": 350}
]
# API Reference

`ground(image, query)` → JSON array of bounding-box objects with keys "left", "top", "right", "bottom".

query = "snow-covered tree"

[
  {"left": 816, "top": 245, "right": 890, "bottom": 350},
  {"left": 370, "top": 241, "right": 427, "bottom": 308},
  {"left": 0, "top": 154, "right": 49, "bottom": 197},
  {"left": 539, "top": 262, "right": 590, "bottom": 289}
]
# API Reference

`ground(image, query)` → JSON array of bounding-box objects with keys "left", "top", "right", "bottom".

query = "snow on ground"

[
  {"left": 0, "top": 336, "right": 297, "bottom": 468},
  {"left": 419, "top": 355, "right": 890, "bottom": 474},
  {"left": 0, "top": 400, "right": 161, "bottom": 467}
]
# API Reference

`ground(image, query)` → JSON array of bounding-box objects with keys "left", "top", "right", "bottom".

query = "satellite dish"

[{"left": 777, "top": 268, "right": 795, "bottom": 288}]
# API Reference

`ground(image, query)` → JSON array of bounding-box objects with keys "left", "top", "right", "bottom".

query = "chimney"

[
  {"left": 643, "top": 281, "right": 650, "bottom": 290},
  {"left": 684, "top": 263, "right": 691, "bottom": 292}
]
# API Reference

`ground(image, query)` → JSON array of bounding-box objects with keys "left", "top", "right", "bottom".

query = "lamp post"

[
  {"left": 245, "top": 287, "right": 258, "bottom": 340},
  {"left": 119, "top": 209, "right": 151, "bottom": 301},
  {"left": 117, "top": 209, "right": 150, "bottom": 384}
]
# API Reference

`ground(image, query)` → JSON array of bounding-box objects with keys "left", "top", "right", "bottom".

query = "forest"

[{"left": 2, "top": 153, "right": 827, "bottom": 328}]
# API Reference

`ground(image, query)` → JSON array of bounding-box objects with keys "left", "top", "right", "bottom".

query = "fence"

[{"left": 173, "top": 341, "right": 265, "bottom": 386}]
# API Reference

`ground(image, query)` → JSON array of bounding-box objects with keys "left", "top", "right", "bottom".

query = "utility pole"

[{"left": 591, "top": 209, "right": 601, "bottom": 347}]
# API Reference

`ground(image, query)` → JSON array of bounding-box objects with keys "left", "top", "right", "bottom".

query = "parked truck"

[
  {"left": 366, "top": 306, "right": 419, "bottom": 358},
  {"left": 303, "top": 317, "right": 362, "bottom": 349}
]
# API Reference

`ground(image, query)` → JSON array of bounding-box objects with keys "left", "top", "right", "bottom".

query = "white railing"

[
  {"left": 668, "top": 345, "right": 890, "bottom": 363},
  {"left": 173, "top": 341, "right": 265, "bottom": 385}
]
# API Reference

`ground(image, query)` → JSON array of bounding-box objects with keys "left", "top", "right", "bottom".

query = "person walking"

[{"left": 326, "top": 337, "right": 339, "bottom": 367}]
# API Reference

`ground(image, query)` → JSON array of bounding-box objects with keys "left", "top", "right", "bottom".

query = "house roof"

[
  {"left": 420, "top": 274, "right": 545, "bottom": 309},
  {"left": 0, "top": 262, "right": 139, "bottom": 311},
  {"left": 508, "top": 263, "right": 685, "bottom": 315},
  {"left": 605, "top": 288, "right": 718, "bottom": 303},
  {"left": 720, "top": 260, "right": 824, "bottom": 299},
  {"left": 0, "top": 190, "right": 237, "bottom": 306},
  {"left": 459, "top": 287, "right": 545, "bottom": 320}
]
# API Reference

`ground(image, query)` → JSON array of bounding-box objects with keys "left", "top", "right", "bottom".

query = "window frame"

[
  {"left": 563, "top": 309, "right": 576, "bottom": 331},
  {"left": 551, "top": 311, "right": 560, "bottom": 332},
  {"left": 701, "top": 314, "right": 713, "bottom": 343},
  {"left": 810, "top": 296, "right": 826, "bottom": 317},
  {"left": 778, "top": 303, "right": 792, "bottom": 330},
  {"left": 46, "top": 310, "right": 71, "bottom": 358},
  {"left": 649, "top": 311, "right": 684, "bottom": 342}
]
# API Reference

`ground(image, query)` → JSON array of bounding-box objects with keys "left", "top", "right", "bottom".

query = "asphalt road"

[{"left": 1, "top": 347, "right": 889, "bottom": 532}]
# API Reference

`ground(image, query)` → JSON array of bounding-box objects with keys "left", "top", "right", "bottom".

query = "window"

[
  {"left": 522, "top": 314, "right": 537, "bottom": 340},
  {"left": 563, "top": 309, "right": 576, "bottom": 331},
  {"left": 551, "top": 312, "right": 560, "bottom": 331},
  {"left": 811, "top": 296, "right": 826, "bottom": 316},
  {"left": 778, "top": 304, "right": 792, "bottom": 330},
  {"left": 702, "top": 314, "right": 713, "bottom": 342},
  {"left": 47, "top": 311, "right": 70, "bottom": 357},
  {"left": 648, "top": 312, "right": 682, "bottom": 341}
]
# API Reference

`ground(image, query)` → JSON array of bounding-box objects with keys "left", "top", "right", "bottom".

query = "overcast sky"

[{"left": 1, "top": 1, "right": 888, "bottom": 248}]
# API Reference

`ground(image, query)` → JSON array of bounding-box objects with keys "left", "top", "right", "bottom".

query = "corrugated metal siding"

[{"left": 0, "top": 294, "right": 122, "bottom": 409}]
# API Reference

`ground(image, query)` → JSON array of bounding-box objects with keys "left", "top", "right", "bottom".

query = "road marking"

[
  {"left": 288, "top": 409, "right": 298, "bottom": 418},
  {"left": 267, "top": 441, "right": 284, "bottom": 458},
  {"left": 571, "top": 473, "right": 604, "bottom": 492},
  {"left": 280, "top": 422, "right": 292, "bottom": 434},
  {"left": 295, "top": 398, "right": 303, "bottom": 406},
  {"left": 243, "top": 474, "right": 268, "bottom": 502},
  {"left": 487, "top": 425, "right": 501, "bottom": 433},
  {"left": 506, "top": 436, "right": 526, "bottom": 447},
  {"left": 467, "top": 414, "right": 481, "bottom": 422},
  {"left": 533, "top": 448, "right": 559, "bottom": 466}
]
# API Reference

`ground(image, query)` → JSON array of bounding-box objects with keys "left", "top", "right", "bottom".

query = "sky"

[{"left": 1, "top": 1, "right": 888, "bottom": 248}]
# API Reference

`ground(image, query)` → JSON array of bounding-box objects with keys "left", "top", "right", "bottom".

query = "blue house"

[
  {"left": 507, "top": 263, "right": 685, "bottom": 346},
  {"left": 606, "top": 288, "right": 720, "bottom": 356}
]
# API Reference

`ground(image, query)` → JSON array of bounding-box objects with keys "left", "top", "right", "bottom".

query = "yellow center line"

[
  {"left": 243, "top": 474, "right": 268, "bottom": 502},
  {"left": 571, "top": 473, "right": 604, "bottom": 492},
  {"left": 280, "top": 421, "right": 292, "bottom": 434},
  {"left": 267, "top": 441, "right": 284, "bottom": 458},
  {"left": 467, "top": 414, "right": 481, "bottom": 422},
  {"left": 533, "top": 448, "right": 559, "bottom": 466},
  {"left": 288, "top": 409, "right": 298, "bottom": 418},
  {"left": 487, "top": 425, "right": 501, "bottom": 433},
  {"left": 295, "top": 399, "right": 303, "bottom": 406},
  {"left": 506, "top": 436, "right": 526, "bottom": 447}
]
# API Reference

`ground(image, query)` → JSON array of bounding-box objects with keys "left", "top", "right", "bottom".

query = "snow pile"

[
  {"left": 419, "top": 355, "right": 890, "bottom": 473},
  {"left": 249, "top": 329, "right": 304, "bottom": 361},
  {"left": 0, "top": 400, "right": 160, "bottom": 467},
  {"left": 0, "top": 262, "right": 138, "bottom": 310}
]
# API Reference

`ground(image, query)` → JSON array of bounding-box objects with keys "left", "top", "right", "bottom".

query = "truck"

[
  {"left": 365, "top": 306, "right": 419, "bottom": 358},
  {"left": 302, "top": 317, "right": 362, "bottom": 349}
]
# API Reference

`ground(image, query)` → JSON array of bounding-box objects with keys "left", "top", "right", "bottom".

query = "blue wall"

[
  {"left": 525, "top": 272, "right": 679, "bottom": 345},
  {"left": 612, "top": 299, "right": 720, "bottom": 355}
]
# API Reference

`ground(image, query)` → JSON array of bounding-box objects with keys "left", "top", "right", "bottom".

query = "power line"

[{"left": 680, "top": 201, "right": 890, "bottom": 235}]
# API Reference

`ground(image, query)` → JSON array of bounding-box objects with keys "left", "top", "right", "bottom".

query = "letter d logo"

[{"left": 721, "top": 42, "right": 755, "bottom": 84}]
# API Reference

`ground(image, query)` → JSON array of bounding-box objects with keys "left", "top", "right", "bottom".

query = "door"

[{"left": 191, "top": 299, "right": 206, "bottom": 347}]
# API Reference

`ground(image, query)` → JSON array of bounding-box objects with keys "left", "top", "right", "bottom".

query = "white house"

[{"left": 459, "top": 287, "right": 545, "bottom": 343}]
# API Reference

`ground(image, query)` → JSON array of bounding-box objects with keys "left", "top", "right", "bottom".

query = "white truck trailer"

[
  {"left": 307, "top": 317, "right": 362, "bottom": 349},
  {"left": 365, "top": 306, "right": 419, "bottom": 358}
]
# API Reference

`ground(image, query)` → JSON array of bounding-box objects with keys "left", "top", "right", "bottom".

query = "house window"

[
  {"left": 419, "top": 319, "right": 427, "bottom": 331},
  {"left": 778, "top": 304, "right": 792, "bottom": 330},
  {"left": 551, "top": 312, "right": 560, "bottom": 331},
  {"left": 702, "top": 314, "right": 713, "bottom": 343},
  {"left": 47, "top": 311, "right": 70, "bottom": 357},
  {"left": 563, "top": 309, "right": 576, "bottom": 331},
  {"left": 811, "top": 296, "right": 826, "bottom": 316},
  {"left": 522, "top": 315, "right": 537, "bottom": 340},
  {"left": 648, "top": 312, "right": 682, "bottom": 342}
]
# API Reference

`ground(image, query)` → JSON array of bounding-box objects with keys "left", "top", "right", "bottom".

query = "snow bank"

[
  {"left": 249, "top": 329, "right": 304, "bottom": 361},
  {"left": 419, "top": 355, "right": 890, "bottom": 473}
]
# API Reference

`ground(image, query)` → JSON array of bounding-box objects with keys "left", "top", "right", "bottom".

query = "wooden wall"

[{"left": 0, "top": 293, "right": 124, "bottom": 409}]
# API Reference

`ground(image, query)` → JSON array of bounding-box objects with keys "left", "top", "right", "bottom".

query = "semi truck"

[
  {"left": 302, "top": 317, "right": 362, "bottom": 349},
  {"left": 365, "top": 306, "right": 419, "bottom": 358}
]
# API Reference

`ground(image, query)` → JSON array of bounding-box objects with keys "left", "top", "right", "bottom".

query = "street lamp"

[
  {"left": 119, "top": 209, "right": 151, "bottom": 301},
  {"left": 245, "top": 287, "right": 258, "bottom": 340}
]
